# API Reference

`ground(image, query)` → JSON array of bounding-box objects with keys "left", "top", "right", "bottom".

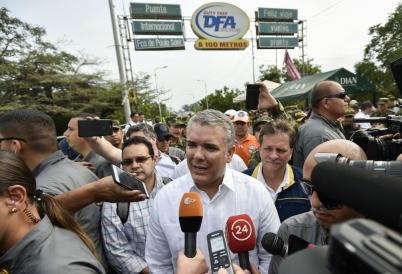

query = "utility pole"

[{"left": 108, "top": 0, "right": 131, "bottom": 122}]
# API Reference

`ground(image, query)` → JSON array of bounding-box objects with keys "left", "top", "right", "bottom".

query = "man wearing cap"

[
  {"left": 248, "top": 116, "right": 272, "bottom": 168},
  {"left": 154, "top": 123, "right": 186, "bottom": 163},
  {"left": 371, "top": 98, "right": 395, "bottom": 127},
  {"left": 268, "top": 139, "right": 365, "bottom": 274},
  {"left": 224, "top": 109, "right": 236, "bottom": 120},
  {"left": 243, "top": 119, "right": 310, "bottom": 223},
  {"left": 233, "top": 110, "right": 260, "bottom": 165},
  {"left": 104, "top": 120, "right": 124, "bottom": 149},
  {"left": 290, "top": 110, "right": 307, "bottom": 129},
  {"left": 341, "top": 109, "right": 365, "bottom": 140},
  {"left": 168, "top": 119, "right": 186, "bottom": 152}
]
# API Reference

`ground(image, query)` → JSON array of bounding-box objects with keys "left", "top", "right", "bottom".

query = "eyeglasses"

[
  {"left": 121, "top": 156, "right": 152, "bottom": 166},
  {"left": 313, "top": 92, "right": 347, "bottom": 106},
  {"left": 157, "top": 136, "right": 171, "bottom": 142},
  {"left": 300, "top": 179, "right": 343, "bottom": 210}
]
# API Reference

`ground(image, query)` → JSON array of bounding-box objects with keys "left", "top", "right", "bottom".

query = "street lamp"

[
  {"left": 197, "top": 79, "right": 208, "bottom": 109},
  {"left": 154, "top": 66, "right": 168, "bottom": 119}
]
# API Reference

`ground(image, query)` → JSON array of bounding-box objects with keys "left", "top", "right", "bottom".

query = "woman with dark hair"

[{"left": 0, "top": 150, "right": 105, "bottom": 274}]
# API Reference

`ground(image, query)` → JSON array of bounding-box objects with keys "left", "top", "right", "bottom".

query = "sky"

[{"left": 3, "top": 0, "right": 401, "bottom": 111}]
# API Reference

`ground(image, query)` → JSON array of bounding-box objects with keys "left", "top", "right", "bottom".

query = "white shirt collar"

[{"left": 257, "top": 163, "right": 290, "bottom": 202}]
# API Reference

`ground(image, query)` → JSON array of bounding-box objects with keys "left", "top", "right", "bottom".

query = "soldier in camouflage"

[
  {"left": 168, "top": 119, "right": 186, "bottom": 152},
  {"left": 371, "top": 98, "right": 395, "bottom": 127},
  {"left": 340, "top": 109, "right": 365, "bottom": 140}
]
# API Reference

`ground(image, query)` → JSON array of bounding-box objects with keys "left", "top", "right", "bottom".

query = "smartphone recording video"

[
  {"left": 111, "top": 165, "right": 150, "bottom": 198},
  {"left": 246, "top": 84, "right": 260, "bottom": 110},
  {"left": 78, "top": 119, "right": 113, "bottom": 137}
]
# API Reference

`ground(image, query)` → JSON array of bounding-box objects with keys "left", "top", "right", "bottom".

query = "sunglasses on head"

[
  {"left": 313, "top": 92, "right": 347, "bottom": 106},
  {"left": 300, "top": 179, "right": 343, "bottom": 210},
  {"left": 157, "top": 136, "right": 171, "bottom": 142}
]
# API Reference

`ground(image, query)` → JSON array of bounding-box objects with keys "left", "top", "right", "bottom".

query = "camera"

[{"left": 314, "top": 152, "right": 402, "bottom": 177}]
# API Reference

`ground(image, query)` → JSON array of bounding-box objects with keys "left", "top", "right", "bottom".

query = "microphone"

[
  {"left": 261, "top": 233, "right": 288, "bottom": 258},
  {"left": 226, "top": 214, "right": 256, "bottom": 271},
  {"left": 179, "top": 192, "right": 203, "bottom": 258},
  {"left": 311, "top": 162, "right": 402, "bottom": 230}
]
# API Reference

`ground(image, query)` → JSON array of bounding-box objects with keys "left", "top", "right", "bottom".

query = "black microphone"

[
  {"left": 311, "top": 162, "right": 402, "bottom": 230},
  {"left": 261, "top": 232, "right": 288, "bottom": 258}
]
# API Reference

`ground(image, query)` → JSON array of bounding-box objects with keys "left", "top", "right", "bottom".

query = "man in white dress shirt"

[
  {"left": 354, "top": 101, "right": 372, "bottom": 130},
  {"left": 145, "top": 109, "right": 281, "bottom": 274}
]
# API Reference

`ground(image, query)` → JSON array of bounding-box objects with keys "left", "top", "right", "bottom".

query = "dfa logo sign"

[{"left": 191, "top": 2, "right": 250, "bottom": 50}]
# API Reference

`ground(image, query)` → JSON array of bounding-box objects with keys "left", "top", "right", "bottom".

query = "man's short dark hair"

[
  {"left": 0, "top": 109, "right": 58, "bottom": 153},
  {"left": 138, "top": 113, "right": 143, "bottom": 116},
  {"left": 72, "top": 113, "right": 96, "bottom": 119},
  {"left": 122, "top": 136, "right": 154, "bottom": 157},
  {"left": 130, "top": 112, "right": 138, "bottom": 118},
  {"left": 259, "top": 119, "right": 296, "bottom": 149},
  {"left": 126, "top": 123, "right": 156, "bottom": 140},
  {"left": 361, "top": 101, "right": 373, "bottom": 111}
]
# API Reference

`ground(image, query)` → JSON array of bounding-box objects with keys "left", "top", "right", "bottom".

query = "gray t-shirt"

[
  {"left": 293, "top": 112, "right": 345, "bottom": 168},
  {"left": 268, "top": 211, "right": 329, "bottom": 274},
  {"left": 0, "top": 215, "right": 105, "bottom": 273},
  {"left": 74, "top": 150, "right": 112, "bottom": 179},
  {"left": 32, "top": 150, "right": 107, "bottom": 270}
]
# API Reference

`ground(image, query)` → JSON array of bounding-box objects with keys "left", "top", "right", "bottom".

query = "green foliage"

[
  {"left": 197, "top": 86, "right": 245, "bottom": 112},
  {"left": 354, "top": 3, "right": 402, "bottom": 98},
  {"left": 259, "top": 58, "right": 321, "bottom": 83},
  {"left": 0, "top": 8, "right": 162, "bottom": 134}
]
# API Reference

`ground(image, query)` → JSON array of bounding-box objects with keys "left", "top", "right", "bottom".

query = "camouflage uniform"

[
  {"left": 169, "top": 118, "right": 186, "bottom": 152},
  {"left": 340, "top": 109, "right": 365, "bottom": 140},
  {"left": 170, "top": 136, "right": 186, "bottom": 152}
]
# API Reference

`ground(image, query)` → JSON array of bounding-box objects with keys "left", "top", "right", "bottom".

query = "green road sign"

[
  {"left": 258, "top": 22, "right": 298, "bottom": 35},
  {"left": 130, "top": 3, "right": 181, "bottom": 19},
  {"left": 132, "top": 21, "right": 183, "bottom": 35},
  {"left": 258, "top": 37, "right": 298, "bottom": 49},
  {"left": 134, "top": 38, "right": 185, "bottom": 50},
  {"left": 257, "top": 8, "right": 298, "bottom": 22}
]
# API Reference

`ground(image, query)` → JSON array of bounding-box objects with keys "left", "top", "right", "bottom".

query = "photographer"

[{"left": 268, "top": 139, "right": 365, "bottom": 274}]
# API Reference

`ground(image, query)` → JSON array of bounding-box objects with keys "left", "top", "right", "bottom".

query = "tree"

[
  {"left": 0, "top": 8, "right": 163, "bottom": 133},
  {"left": 259, "top": 58, "right": 321, "bottom": 83},
  {"left": 354, "top": 3, "right": 402, "bottom": 97},
  {"left": 198, "top": 86, "right": 245, "bottom": 112}
]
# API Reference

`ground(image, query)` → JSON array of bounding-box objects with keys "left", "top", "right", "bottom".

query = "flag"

[{"left": 284, "top": 50, "right": 301, "bottom": 80}]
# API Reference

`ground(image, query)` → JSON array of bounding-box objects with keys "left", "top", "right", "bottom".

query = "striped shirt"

[{"left": 101, "top": 175, "right": 165, "bottom": 273}]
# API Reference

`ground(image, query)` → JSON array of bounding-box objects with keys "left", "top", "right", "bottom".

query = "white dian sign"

[{"left": 191, "top": 2, "right": 250, "bottom": 41}]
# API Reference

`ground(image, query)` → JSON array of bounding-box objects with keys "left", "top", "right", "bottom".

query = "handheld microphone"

[
  {"left": 311, "top": 162, "right": 402, "bottom": 230},
  {"left": 226, "top": 214, "right": 256, "bottom": 271},
  {"left": 179, "top": 192, "right": 203, "bottom": 258},
  {"left": 261, "top": 232, "right": 288, "bottom": 258}
]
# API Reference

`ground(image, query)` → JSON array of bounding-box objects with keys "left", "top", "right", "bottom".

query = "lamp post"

[
  {"left": 154, "top": 66, "right": 168, "bottom": 119},
  {"left": 197, "top": 79, "right": 208, "bottom": 109}
]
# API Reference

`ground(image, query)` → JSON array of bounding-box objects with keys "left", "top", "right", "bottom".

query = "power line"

[{"left": 308, "top": 0, "right": 346, "bottom": 21}]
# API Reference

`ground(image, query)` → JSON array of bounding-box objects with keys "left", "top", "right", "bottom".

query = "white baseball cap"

[{"left": 232, "top": 110, "right": 249, "bottom": 123}]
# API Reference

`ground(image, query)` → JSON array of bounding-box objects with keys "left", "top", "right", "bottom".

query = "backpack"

[{"left": 116, "top": 177, "right": 172, "bottom": 224}]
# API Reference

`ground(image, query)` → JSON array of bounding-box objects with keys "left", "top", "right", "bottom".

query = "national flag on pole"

[{"left": 284, "top": 50, "right": 301, "bottom": 80}]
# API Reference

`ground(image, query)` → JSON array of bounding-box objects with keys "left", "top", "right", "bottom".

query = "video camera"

[
  {"left": 351, "top": 57, "right": 402, "bottom": 161},
  {"left": 279, "top": 152, "right": 402, "bottom": 274}
]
